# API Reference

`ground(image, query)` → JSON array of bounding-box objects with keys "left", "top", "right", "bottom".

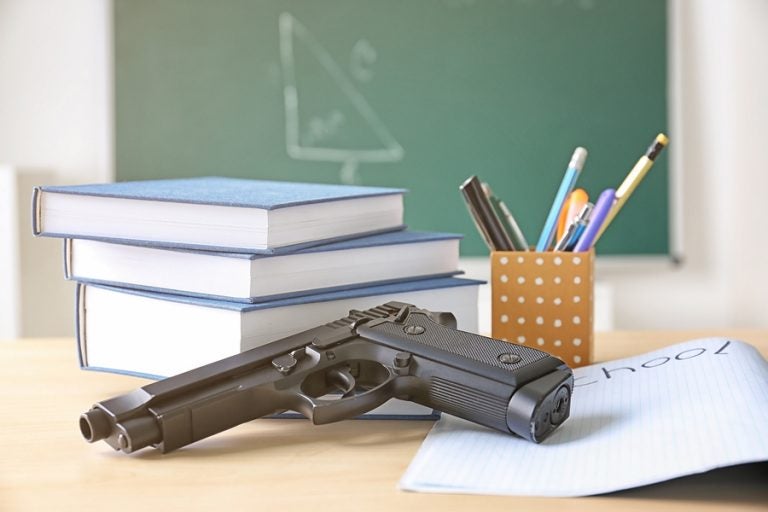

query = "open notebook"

[{"left": 400, "top": 338, "right": 768, "bottom": 497}]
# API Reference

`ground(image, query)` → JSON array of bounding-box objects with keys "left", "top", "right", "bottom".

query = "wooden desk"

[{"left": 1, "top": 331, "right": 766, "bottom": 512}]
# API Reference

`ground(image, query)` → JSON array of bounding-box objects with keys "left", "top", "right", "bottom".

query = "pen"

[
  {"left": 565, "top": 203, "right": 593, "bottom": 251},
  {"left": 481, "top": 182, "right": 529, "bottom": 251},
  {"left": 554, "top": 221, "right": 578, "bottom": 252},
  {"left": 554, "top": 203, "right": 592, "bottom": 251},
  {"left": 556, "top": 188, "right": 589, "bottom": 241},
  {"left": 536, "top": 147, "right": 588, "bottom": 252},
  {"left": 460, "top": 175, "right": 514, "bottom": 252},
  {"left": 594, "top": 133, "right": 668, "bottom": 243},
  {"left": 573, "top": 188, "right": 616, "bottom": 252}
]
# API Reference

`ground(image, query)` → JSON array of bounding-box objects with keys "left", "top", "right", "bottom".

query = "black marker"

[{"left": 460, "top": 175, "right": 514, "bottom": 251}]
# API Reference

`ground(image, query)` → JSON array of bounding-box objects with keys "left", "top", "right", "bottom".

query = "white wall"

[
  {"left": 1, "top": 0, "right": 766, "bottom": 336},
  {"left": 0, "top": 0, "right": 112, "bottom": 337}
]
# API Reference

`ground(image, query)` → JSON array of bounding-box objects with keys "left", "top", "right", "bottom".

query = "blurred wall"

[
  {"left": 1, "top": 0, "right": 766, "bottom": 337},
  {"left": 0, "top": 0, "right": 112, "bottom": 337}
]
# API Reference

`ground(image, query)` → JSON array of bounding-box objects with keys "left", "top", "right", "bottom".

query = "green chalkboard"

[{"left": 115, "top": 0, "right": 669, "bottom": 256}]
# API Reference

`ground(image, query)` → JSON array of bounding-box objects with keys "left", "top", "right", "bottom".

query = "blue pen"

[
  {"left": 573, "top": 188, "right": 616, "bottom": 252},
  {"left": 535, "top": 147, "right": 588, "bottom": 251},
  {"left": 564, "top": 203, "right": 593, "bottom": 251},
  {"left": 554, "top": 203, "right": 592, "bottom": 251}
]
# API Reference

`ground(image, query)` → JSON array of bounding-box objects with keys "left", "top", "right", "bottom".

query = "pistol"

[{"left": 80, "top": 302, "right": 573, "bottom": 453}]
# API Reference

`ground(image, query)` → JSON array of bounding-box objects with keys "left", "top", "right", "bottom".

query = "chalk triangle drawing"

[{"left": 279, "top": 12, "right": 404, "bottom": 183}]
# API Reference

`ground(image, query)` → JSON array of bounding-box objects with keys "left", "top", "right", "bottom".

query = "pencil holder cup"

[{"left": 491, "top": 250, "right": 594, "bottom": 368}]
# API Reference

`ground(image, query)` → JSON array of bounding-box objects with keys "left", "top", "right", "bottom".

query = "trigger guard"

[{"left": 307, "top": 368, "right": 398, "bottom": 425}]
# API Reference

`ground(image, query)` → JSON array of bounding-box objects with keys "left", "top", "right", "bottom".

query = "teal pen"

[{"left": 535, "top": 147, "right": 588, "bottom": 252}]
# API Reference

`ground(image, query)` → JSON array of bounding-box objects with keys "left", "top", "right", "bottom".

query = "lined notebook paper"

[{"left": 400, "top": 338, "right": 768, "bottom": 497}]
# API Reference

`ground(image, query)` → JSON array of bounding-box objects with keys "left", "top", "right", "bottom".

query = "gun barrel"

[
  {"left": 80, "top": 408, "right": 112, "bottom": 443},
  {"left": 81, "top": 408, "right": 162, "bottom": 452}
]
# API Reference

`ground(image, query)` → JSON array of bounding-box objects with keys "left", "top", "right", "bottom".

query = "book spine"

[
  {"left": 31, "top": 187, "right": 43, "bottom": 235},
  {"left": 63, "top": 239, "right": 73, "bottom": 279},
  {"left": 75, "top": 283, "right": 87, "bottom": 368}
]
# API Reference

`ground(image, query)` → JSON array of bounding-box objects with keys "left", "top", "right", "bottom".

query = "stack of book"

[{"left": 33, "top": 177, "right": 482, "bottom": 416}]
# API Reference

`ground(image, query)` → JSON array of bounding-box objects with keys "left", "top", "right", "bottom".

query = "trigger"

[{"left": 327, "top": 367, "right": 356, "bottom": 398}]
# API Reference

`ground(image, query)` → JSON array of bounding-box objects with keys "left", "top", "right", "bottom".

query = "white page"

[{"left": 400, "top": 338, "right": 768, "bottom": 497}]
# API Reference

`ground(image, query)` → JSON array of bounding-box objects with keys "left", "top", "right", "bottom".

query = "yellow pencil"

[{"left": 594, "top": 133, "right": 669, "bottom": 242}]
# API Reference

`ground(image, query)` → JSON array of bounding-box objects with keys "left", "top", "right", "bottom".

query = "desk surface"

[{"left": 1, "top": 331, "right": 767, "bottom": 512}]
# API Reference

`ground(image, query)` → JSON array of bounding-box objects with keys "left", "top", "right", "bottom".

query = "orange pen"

[{"left": 556, "top": 188, "right": 589, "bottom": 241}]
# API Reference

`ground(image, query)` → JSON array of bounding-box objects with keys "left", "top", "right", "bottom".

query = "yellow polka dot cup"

[{"left": 491, "top": 250, "right": 594, "bottom": 367}]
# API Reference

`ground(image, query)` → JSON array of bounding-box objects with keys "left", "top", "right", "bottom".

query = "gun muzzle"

[
  {"left": 79, "top": 409, "right": 111, "bottom": 443},
  {"left": 80, "top": 408, "right": 161, "bottom": 453}
]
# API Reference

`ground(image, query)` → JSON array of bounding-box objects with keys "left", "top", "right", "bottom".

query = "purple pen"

[{"left": 573, "top": 188, "right": 616, "bottom": 252}]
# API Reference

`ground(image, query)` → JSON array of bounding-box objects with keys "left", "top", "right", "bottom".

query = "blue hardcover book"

[
  {"left": 76, "top": 277, "right": 484, "bottom": 420},
  {"left": 64, "top": 230, "right": 463, "bottom": 303},
  {"left": 33, "top": 177, "right": 406, "bottom": 253},
  {"left": 76, "top": 277, "right": 483, "bottom": 379}
]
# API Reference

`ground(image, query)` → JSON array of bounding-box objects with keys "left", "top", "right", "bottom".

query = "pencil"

[
  {"left": 535, "top": 147, "right": 588, "bottom": 252},
  {"left": 594, "top": 133, "right": 668, "bottom": 243}
]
